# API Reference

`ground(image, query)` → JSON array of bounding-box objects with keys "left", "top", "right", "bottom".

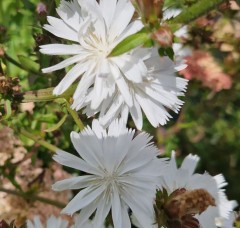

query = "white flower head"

[
  {"left": 27, "top": 215, "right": 68, "bottom": 228},
  {"left": 158, "top": 152, "right": 238, "bottom": 228},
  {"left": 52, "top": 120, "right": 166, "bottom": 228},
  {"left": 40, "top": 0, "right": 188, "bottom": 130}
]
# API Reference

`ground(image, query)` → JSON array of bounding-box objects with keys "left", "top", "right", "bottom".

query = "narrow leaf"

[{"left": 18, "top": 55, "right": 40, "bottom": 73}]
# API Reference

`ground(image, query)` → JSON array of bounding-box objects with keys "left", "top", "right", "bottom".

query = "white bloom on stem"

[
  {"left": 27, "top": 215, "right": 68, "bottom": 228},
  {"left": 81, "top": 48, "right": 187, "bottom": 130},
  {"left": 159, "top": 152, "right": 238, "bottom": 228},
  {"left": 40, "top": 0, "right": 188, "bottom": 129},
  {"left": 52, "top": 120, "right": 166, "bottom": 228}
]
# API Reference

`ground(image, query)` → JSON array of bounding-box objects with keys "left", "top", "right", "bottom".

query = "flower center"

[
  {"left": 102, "top": 170, "right": 119, "bottom": 185},
  {"left": 79, "top": 22, "right": 111, "bottom": 58}
]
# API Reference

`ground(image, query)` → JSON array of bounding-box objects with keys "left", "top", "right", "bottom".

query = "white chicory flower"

[
  {"left": 52, "top": 120, "right": 166, "bottom": 228},
  {"left": 159, "top": 152, "right": 238, "bottom": 228},
  {"left": 40, "top": 0, "right": 188, "bottom": 130}
]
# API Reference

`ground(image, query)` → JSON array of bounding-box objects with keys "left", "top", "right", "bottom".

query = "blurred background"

[{"left": 0, "top": 0, "right": 240, "bottom": 225}]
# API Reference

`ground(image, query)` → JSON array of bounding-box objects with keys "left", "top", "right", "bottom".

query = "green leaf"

[
  {"left": 44, "top": 114, "right": 68, "bottom": 132},
  {"left": 18, "top": 55, "right": 40, "bottom": 73},
  {"left": 109, "top": 32, "right": 150, "bottom": 57}
]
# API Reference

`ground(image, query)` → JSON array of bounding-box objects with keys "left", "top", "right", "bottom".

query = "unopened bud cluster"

[
  {"left": 132, "top": 0, "right": 173, "bottom": 48},
  {"left": 132, "top": 0, "right": 164, "bottom": 24},
  {"left": 164, "top": 188, "right": 216, "bottom": 218}
]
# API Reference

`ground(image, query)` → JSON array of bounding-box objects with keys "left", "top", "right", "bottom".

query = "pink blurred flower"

[{"left": 180, "top": 50, "right": 232, "bottom": 92}]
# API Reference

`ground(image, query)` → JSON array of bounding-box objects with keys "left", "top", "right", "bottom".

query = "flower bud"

[
  {"left": 36, "top": 2, "right": 47, "bottom": 16},
  {"left": 0, "top": 76, "right": 21, "bottom": 96},
  {"left": 132, "top": 0, "right": 164, "bottom": 24},
  {"left": 0, "top": 220, "right": 9, "bottom": 228},
  {"left": 164, "top": 188, "right": 216, "bottom": 219},
  {"left": 151, "top": 25, "right": 173, "bottom": 47},
  {"left": 155, "top": 188, "right": 216, "bottom": 228},
  {"left": 34, "top": 33, "right": 50, "bottom": 46}
]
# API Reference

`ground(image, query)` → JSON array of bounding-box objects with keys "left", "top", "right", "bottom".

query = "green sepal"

[
  {"left": 158, "top": 47, "right": 175, "bottom": 61},
  {"left": 109, "top": 32, "right": 150, "bottom": 57},
  {"left": 165, "top": 47, "right": 174, "bottom": 61}
]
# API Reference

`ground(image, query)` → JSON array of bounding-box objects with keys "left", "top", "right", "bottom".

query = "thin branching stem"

[
  {"left": 65, "top": 101, "right": 85, "bottom": 131},
  {"left": 20, "top": 129, "right": 59, "bottom": 153},
  {"left": 0, "top": 187, "right": 65, "bottom": 208}
]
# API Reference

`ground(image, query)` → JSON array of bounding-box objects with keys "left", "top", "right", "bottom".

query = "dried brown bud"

[
  {"left": 168, "top": 215, "right": 200, "bottom": 228},
  {"left": 164, "top": 189, "right": 216, "bottom": 219},
  {"left": 152, "top": 26, "right": 173, "bottom": 47},
  {"left": 155, "top": 188, "right": 213, "bottom": 228},
  {"left": 0, "top": 76, "right": 21, "bottom": 96},
  {"left": 34, "top": 33, "right": 50, "bottom": 46}
]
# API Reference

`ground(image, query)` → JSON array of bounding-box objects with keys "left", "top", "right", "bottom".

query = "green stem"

[
  {"left": 0, "top": 1, "right": 3, "bottom": 23},
  {"left": 169, "top": 0, "right": 225, "bottom": 24},
  {"left": 56, "top": 98, "right": 85, "bottom": 131},
  {"left": 3, "top": 53, "right": 45, "bottom": 76},
  {"left": 0, "top": 60, "right": 4, "bottom": 74},
  {"left": 3, "top": 53, "right": 27, "bottom": 71},
  {"left": 0, "top": 187, "right": 65, "bottom": 208},
  {"left": 65, "top": 101, "right": 85, "bottom": 131},
  {"left": 19, "top": 83, "right": 78, "bottom": 103},
  {"left": 20, "top": 129, "right": 59, "bottom": 153},
  {"left": 20, "top": 87, "right": 56, "bottom": 102}
]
